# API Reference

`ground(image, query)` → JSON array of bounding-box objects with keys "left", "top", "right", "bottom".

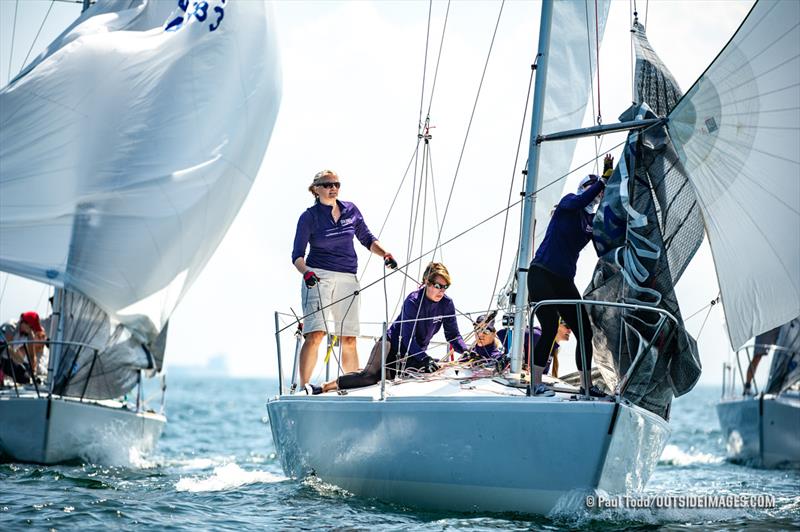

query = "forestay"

[
  {"left": 669, "top": 0, "right": 800, "bottom": 349},
  {"left": 0, "top": 0, "right": 281, "bottom": 398}
]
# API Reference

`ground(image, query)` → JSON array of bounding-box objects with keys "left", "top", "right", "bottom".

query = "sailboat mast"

[{"left": 510, "top": 0, "right": 554, "bottom": 374}]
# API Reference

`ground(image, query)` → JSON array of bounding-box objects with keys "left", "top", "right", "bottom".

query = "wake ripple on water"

[
  {"left": 658, "top": 444, "right": 725, "bottom": 466},
  {"left": 175, "top": 463, "right": 285, "bottom": 493}
]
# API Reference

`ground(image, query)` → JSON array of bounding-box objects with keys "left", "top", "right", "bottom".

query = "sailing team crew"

[
  {"left": 293, "top": 156, "right": 616, "bottom": 395},
  {"left": 292, "top": 169, "right": 397, "bottom": 387}
]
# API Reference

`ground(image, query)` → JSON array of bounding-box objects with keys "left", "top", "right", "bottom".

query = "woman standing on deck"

[
  {"left": 292, "top": 169, "right": 397, "bottom": 386},
  {"left": 527, "top": 155, "right": 613, "bottom": 397}
]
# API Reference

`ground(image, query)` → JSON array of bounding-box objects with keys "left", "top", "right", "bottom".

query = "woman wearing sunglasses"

[
  {"left": 306, "top": 262, "right": 469, "bottom": 394},
  {"left": 461, "top": 314, "right": 505, "bottom": 366},
  {"left": 292, "top": 169, "right": 397, "bottom": 387}
]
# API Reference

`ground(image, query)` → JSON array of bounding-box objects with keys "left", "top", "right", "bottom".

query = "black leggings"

[
  {"left": 337, "top": 340, "right": 396, "bottom": 390},
  {"left": 527, "top": 264, "right": 593, "bottom": 371}
]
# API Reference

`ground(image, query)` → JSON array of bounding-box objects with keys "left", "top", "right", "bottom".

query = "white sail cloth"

[
  {"left": 533, "top": 0, "right": 610, "bottom": 250},
  {"left": 670, "top": 0, "right": 800, "bottom": 349},
  {"left": 0, "top": 0, "right": 282, "bottom": 341}
]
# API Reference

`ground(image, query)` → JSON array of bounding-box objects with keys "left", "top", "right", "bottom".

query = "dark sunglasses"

[
  {"left": 317, "top": 182, "right": 341, "bottom": 189},
  {"left": 476, "top": 327, "right": 495, "bottom": 334},
  {"left": 428, "top": 281, "right": 449, "bottom": 290}
]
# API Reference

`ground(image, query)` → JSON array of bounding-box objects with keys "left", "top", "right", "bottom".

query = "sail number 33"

[{"left": 165, "top": 0, "right": 226, "bottom": 33}]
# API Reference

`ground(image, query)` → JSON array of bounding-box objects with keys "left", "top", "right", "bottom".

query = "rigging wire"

[
  {"left": 7, "top": 0, "right": 20, "bottom": 83},
  {"left": 357, "top": 140, "right": 423, "bottom": 282},
  {"left": 416, "top": 0, "right": 434, "bottom": 132},
  {"left": 483, "top": 62, "right": 536, "bottom": 322},
  {"left": 0, "top": 273, "right": 8, "bottom": 304},
  {"left": 594, "top": 0, "right": 602, "bottom": 125},
  {"left": 584, "top": 0, "right": 601, "bottom": 175},
  {"left": 684, "top": 294, "right": 721, "bottom": 322},
  {"left": 430, "top": 0, "right": 506, "bottom": 261},
  {"left": 425, "top": 0, "right": 451, "bottom": 119},
  {"left": 19, "top": 0, "right": 56, "bottom": 77},
  {"left": 695, "top": 294, "right": 720, "bottom": 340},
  {"left": 277, "top": 137, "right": 633, "bottom": 336},
  {"left": 630, "top": 0, "right": 636, "bottom": 104}
]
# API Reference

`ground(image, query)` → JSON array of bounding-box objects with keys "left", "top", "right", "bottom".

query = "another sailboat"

[
  {"left": 717, "top": 317, "right": 800, "bottom": 468},
  {"left": 267, "top": 0, "right": 799, "bottom": 515},
  {"left": 0, "top": 0, "right": 281, "bottom": 464}
]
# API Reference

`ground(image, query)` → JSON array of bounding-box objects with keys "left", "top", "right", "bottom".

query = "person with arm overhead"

[
  {"left": 527, "top": 155, "right": 613, "bottom": 397},
  {"left": 292, "top": 169, "right": 397, "bottom": 387}
]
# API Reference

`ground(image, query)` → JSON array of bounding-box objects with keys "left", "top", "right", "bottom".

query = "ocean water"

[{"left": 1, "top": 377, "right": 798, "bottom": 530}]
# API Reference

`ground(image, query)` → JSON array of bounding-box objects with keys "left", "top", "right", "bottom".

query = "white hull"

[
  {"left": 716, "top": 392, "right": 800, "bottom": 468},
  {"left": 267, "top": 378, "right": 670, "bottom": 515},
  {"left": 0, "top": 390, "right": 165, "bottom": 465}
]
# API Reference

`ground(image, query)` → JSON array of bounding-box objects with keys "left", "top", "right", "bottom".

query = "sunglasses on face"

[
  {"left": 476, "top": 328, "right": 495, "bottom": 334},
  {"left": 428, "top": 282, "right": 449, "bottom": 290},
  {"left": 317, "top": 182, "right": 341, "bottom": 189}
]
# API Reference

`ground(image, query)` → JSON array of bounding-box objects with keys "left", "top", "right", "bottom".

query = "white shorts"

[{"left": 301, "top": 268, "right": 361, "bottom": 337}]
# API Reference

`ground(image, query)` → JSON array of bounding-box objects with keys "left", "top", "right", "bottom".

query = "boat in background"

[
  {"left": 0, "top": 0, "right": 281, "bottom": 464},
  {"left": 717, "top": 318, "right": 800, "bottom": 468}
]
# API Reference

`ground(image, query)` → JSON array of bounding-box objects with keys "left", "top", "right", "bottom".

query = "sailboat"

[
  {"left": 266, "top": 0, "right": 799, "bottom": 515},
  {"left": 717, "top": 317, "right": 800, "bottom": 468},
  {"left": 0, "top": 0, "right": 281, "bottom": 464}
]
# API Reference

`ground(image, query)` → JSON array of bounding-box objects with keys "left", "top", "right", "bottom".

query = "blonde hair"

[
  {"left": 422, "top": 262, "right": 451, "bottom": 286},
  {"left": 308, "top": 169, "right": 339, "bottom": 198}
]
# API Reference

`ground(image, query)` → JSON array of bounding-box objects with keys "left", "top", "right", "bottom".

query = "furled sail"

[
  {"left": 500, "top": 0, "right": 610, "bottom": 305},
  {"left": 586, "top": 21, "right": 702, "bottom": 420},
  {"left": 0, "top": 0, "right": 281, "bottom": 398},
  {"left": 765, "top": 316, "right": 800, "bottom": 395},
  {"left": 669, "top": 0, "right": 800, "bottom": 349}
]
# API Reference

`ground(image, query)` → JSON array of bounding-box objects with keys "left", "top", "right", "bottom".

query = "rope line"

[
  {"left": 695, "top": 293, "right": 720, "bottom": 340},
  {"left": 19, "top": 0, "right": 56, "bottom": 77},
  {"left": 482, "top": 62, "right": 536, "bottom": 326},
  {"left": 278, "top": 138, "right": 634, "bottom": 336},
  {"left": 430, "top": 0, "right": 506, "bottom": 261},
  {"left": 7, "top": 0, "right": 20, "bottom": 83},
  {"left": 594, "top": 0, "right": 602, "bottom": 125}
]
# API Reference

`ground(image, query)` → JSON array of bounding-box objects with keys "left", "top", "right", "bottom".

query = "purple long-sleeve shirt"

[
  {"left": 531, "top": 180, "right": 605, "bottom": 279},
  {"left": 292, "top": 200, "right": 377, "bottom": 274},
  {"left": 388, "top": 288, "right": 469, "bottom": 361}
]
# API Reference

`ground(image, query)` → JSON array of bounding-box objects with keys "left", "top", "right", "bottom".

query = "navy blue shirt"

[
  {"left": 388, "top": 288, "right": 469, "bottom": 361},
  {"left": 531, "top": 180, "right": 605, "bottom": 279},
  {"left": 292, "top": 200, "right": 377, "bottom": 274}
]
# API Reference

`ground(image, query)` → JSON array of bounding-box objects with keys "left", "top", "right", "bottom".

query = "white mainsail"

[
  {"left": 532, "top": 0, "right": 610, "bottom": 250},
  {"left": 669, "top": 0, "right": 800, "bottom": 349},
  {"left": 0, "top": 0, "right": 281, "bottom": 341}
]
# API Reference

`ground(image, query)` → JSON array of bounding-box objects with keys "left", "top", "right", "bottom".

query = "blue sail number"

[{"left": 165, "top": 0, "right": 225, "bottom": 33}]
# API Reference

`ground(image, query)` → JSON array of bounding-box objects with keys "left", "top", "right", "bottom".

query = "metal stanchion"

[
  {"left": 380, "top": 322, "right": 387, "bottom": 401},
  {"left": 274, "top": 311, "right": 284, "bottom": 395}
]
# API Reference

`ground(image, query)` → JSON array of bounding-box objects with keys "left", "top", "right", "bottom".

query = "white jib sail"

[
  {"left": 669, "top": 0, "right": 800, "bottom": 349},
  {"left": 0, "top": 0, "right": 282, "bottom": 340}
]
